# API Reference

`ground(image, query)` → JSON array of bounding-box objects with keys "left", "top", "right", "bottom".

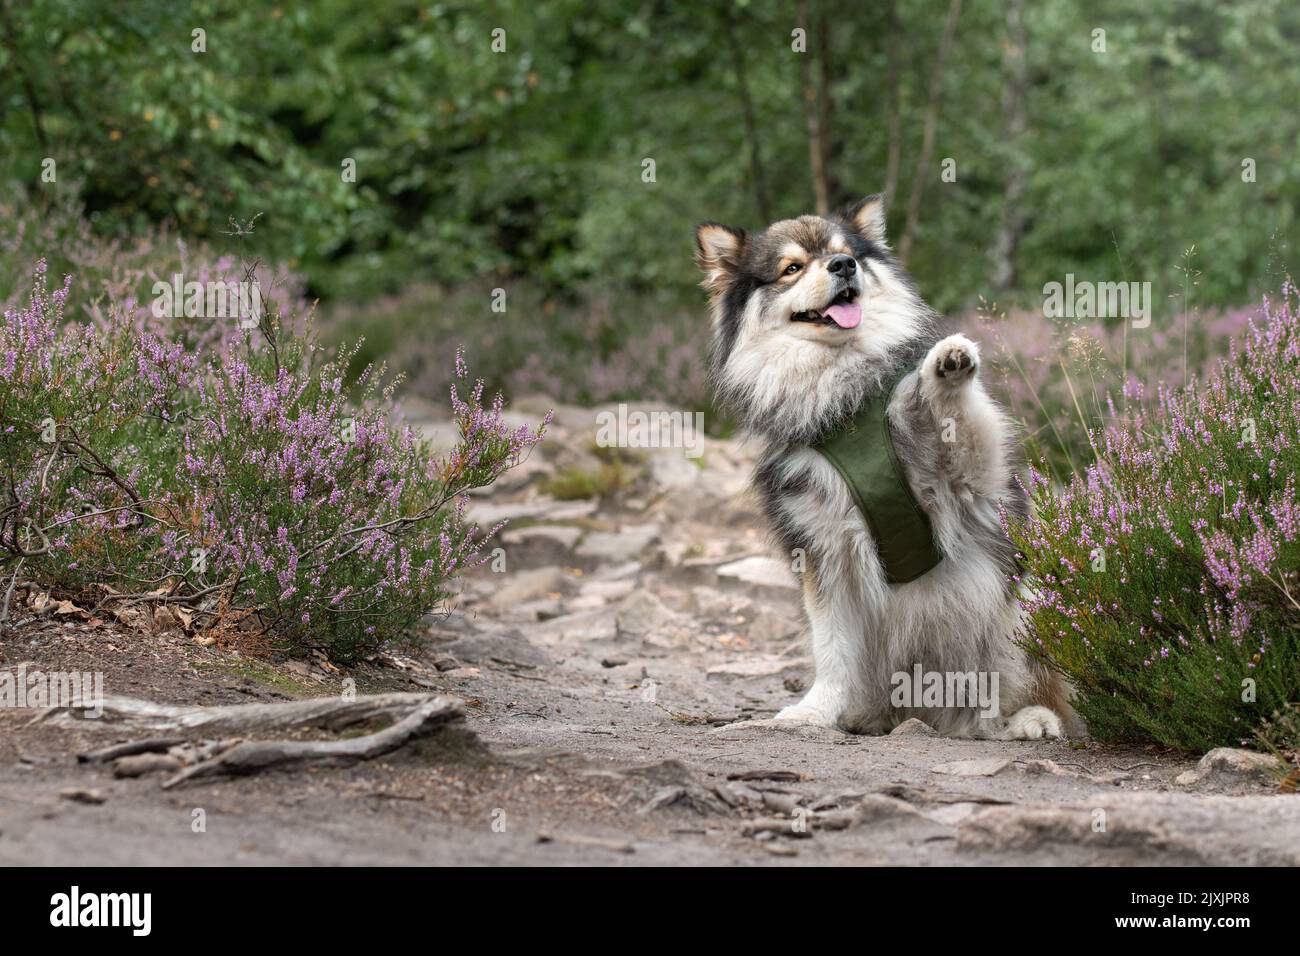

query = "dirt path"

[{"left": 1, "top": 399, "right": 1296, "bottom": 865}]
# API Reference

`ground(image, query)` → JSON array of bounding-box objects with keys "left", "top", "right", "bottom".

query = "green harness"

[{"left": 811, "top": 369, "right": 944, "bottom": 583}]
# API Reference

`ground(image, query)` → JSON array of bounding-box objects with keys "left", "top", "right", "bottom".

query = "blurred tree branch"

[
  {"left": 899, "top": 0, "right": 963, "bottom": 263},
  {"left": 882, "top": 0, "right": 903, "bottom": 209},
  {"left": 720, "top": 4, "right": 771, "bottom": 222},
  {"left": 797, "top": 0, "right": 831, "bottom": 215},
  {"left": 991, "top": 0, "right": 1028, "bottom": 290}
]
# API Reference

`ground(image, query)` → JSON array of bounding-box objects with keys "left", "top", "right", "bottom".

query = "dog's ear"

[
  {"left": 839, "top": 194, "right": 888, "bottom": 248},
  {"left": 695, "top": 221, "right": 746, "bottom": 293}
]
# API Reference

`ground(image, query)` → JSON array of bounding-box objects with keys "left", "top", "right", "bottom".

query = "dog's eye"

[{"left": 783, "top": 263, "right": 802, "bottom": 275}]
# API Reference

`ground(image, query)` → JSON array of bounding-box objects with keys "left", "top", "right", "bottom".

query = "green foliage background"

[{"left": 2, "top": 0, "right": 1297, "bottom": 314}]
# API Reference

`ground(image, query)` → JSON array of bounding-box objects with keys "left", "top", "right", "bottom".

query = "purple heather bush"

[
  {"left": 0, "top": 192, "right": 307, "bottom": 327},
  {"left": 325, "top": 280, "right": 710, "bottom": 414},
  {"left": 1, "top": 261, "right": 547, "bottom": 662},
  {"left": 968, "top": 297, "right": 1258, "bottom": 481},
  {"left": 1006, "top": 284, "right": 1300, "bottom": 751}
]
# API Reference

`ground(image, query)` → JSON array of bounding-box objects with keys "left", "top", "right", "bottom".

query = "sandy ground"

[{"left": 1, "top": 398, "right": 1296, "bottom": 866}]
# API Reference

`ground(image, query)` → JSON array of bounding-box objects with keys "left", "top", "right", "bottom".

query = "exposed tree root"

[
  {"left": 78, "top": 737, "right": 187, "bottom": 763},
  {"left": 161, "top": 696, "right": 463, "bottom": 788},
  {"left": 53, "top": 692, "right": 465, "bottom": 788},
  {"left": 44, "top": 691, "right": 448, "bottom": 735}
]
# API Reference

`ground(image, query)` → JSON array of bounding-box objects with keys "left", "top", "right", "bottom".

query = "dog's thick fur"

[{"left": 695, "top": 195, "right": 1076, "bottom": 739}]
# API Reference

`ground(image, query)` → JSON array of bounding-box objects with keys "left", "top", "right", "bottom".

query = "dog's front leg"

[
  {"left": 917, "top": 334, "right": 1007, "bottom": 499},
  {"left": 773, "top": 568, "right": 877, "bottom": 731}
]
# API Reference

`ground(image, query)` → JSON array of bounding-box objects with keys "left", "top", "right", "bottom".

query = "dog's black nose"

[{"left": 827, "top": 254, "right": 856, "bottom": 275}]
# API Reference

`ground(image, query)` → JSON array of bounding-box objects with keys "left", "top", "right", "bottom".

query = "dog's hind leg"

[{"left": 1001, "top": 706, "right": 1065, "bottom": 740}]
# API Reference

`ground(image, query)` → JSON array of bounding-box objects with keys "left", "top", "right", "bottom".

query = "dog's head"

[{"left": 695, "top": 195, "right": 937, "bottom": 444}]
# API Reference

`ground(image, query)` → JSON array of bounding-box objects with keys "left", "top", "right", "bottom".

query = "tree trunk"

[
  {"left": 721, "top": 8, "right": 772, "bottom": 222},
  {"left": 990, "top": 0, "right": 1029, "bottom": 290},
  {"left": 817, "top": 11, "right": 840, "bottom": 207},
  {"left": 882, "top": 0, "right": 903, "bottom": 208},
  {"left": 798, "top": 0, "right": 830, "bottom": 215},
  {"left": 898, "top": 0, "right": 963, "bottom": 264}
]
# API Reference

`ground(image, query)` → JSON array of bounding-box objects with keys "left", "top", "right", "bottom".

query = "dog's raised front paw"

[
  {"left": 927, "top": 334, "right": 979, "bottom": 384},
  {"left": 1003, "top": 705, "right": 1064, "bottom": 740}
]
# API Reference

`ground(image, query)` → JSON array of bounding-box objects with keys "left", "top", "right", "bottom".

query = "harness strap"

[{"left": 811, "top": 369, "right": 943, "bottom": 583}]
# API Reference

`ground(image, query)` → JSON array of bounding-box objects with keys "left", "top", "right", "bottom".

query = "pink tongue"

[{"left": 824, "top": 301, "right": 861, "bottom": 329}]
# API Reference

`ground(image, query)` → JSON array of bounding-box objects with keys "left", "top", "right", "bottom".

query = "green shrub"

[
  {"left": 1, "top": 260, "right": 547, "bottom": 662},
  {"left": 1007, "top": 285, "right": 1300, "bottom": 751}
]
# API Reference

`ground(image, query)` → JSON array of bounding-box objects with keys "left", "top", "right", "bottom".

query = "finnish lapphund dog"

[{"left": 695, "top": 195, "right": 1075, "bottom": 739}]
